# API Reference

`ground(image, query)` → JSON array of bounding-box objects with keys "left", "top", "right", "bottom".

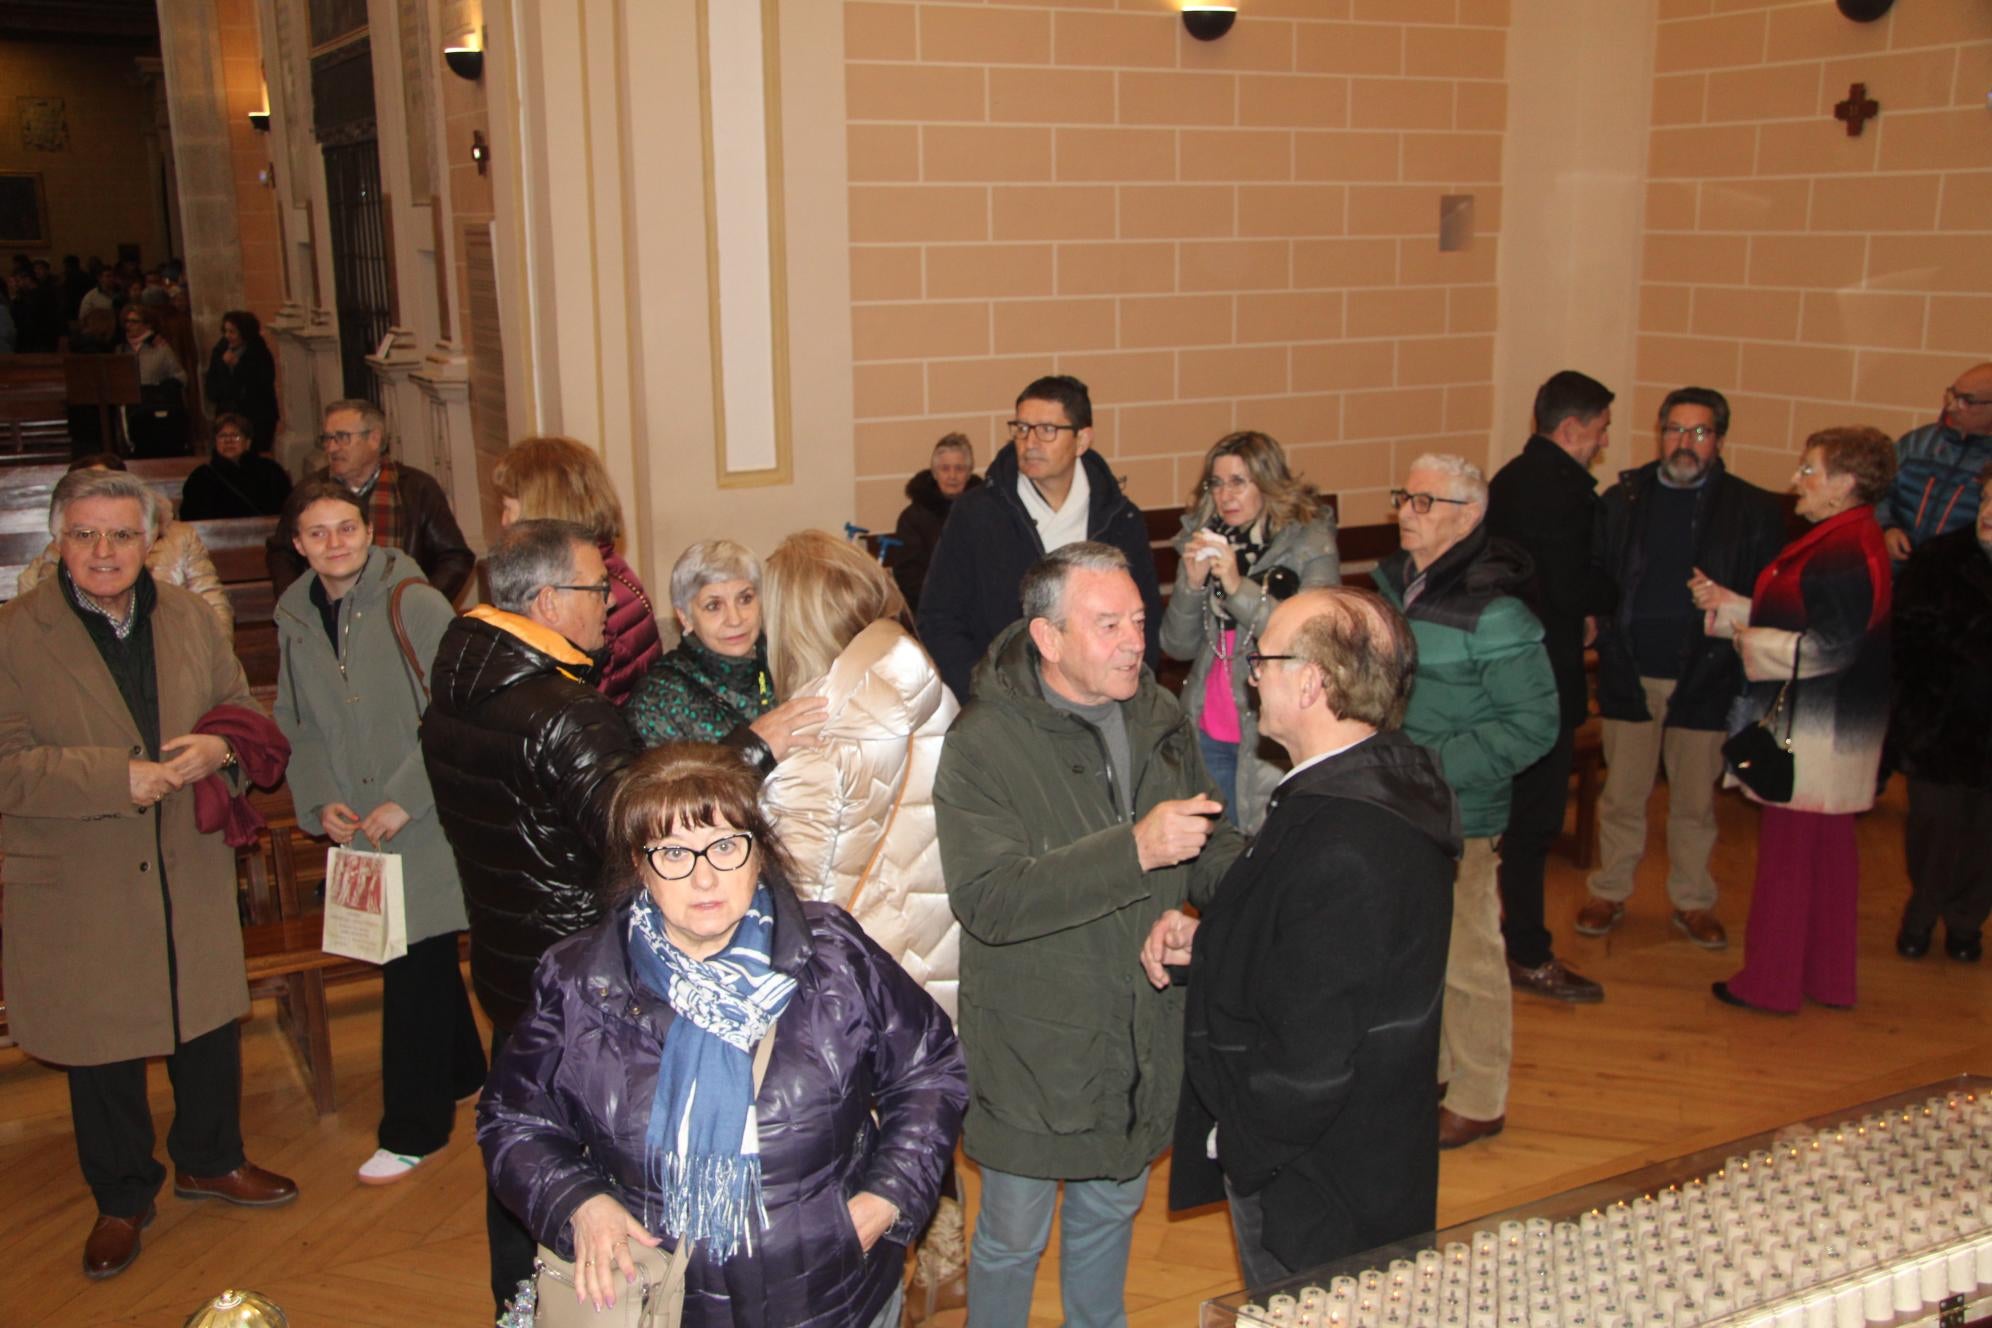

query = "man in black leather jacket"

[{"left": 419, "top": 517, "right": 638, "bottom": 1314}]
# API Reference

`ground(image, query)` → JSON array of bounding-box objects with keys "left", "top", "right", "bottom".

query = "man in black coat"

[
  {"left": 418, "top": 518, "right": 638, "bottom": 1314},
  {"left": 1580, "top": 388, "right": 1785, "bottom": 950},
  {"left": 1485, "top": 369, "right": 1619, "bottom": 1004},
  {"left": 1146, "top": 587, "right": 1460, "bottom": 1287},
  {"left": 1889, "top": 462, "right": 1992, "bottom": 964},
  {"left": 917, "top": 374, "right": 1162, "bottom": 701}
]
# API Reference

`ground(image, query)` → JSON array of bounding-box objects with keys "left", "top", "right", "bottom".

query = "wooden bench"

[{"left": 0, "top": 354, "right": 70, "bottom": 459}]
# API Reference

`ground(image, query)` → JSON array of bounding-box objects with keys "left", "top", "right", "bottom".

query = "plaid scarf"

[{"left": 360, "top": 459, "right": 404, "bottom": 554}]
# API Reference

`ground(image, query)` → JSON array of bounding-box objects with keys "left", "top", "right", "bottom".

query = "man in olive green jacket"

[{"left": 935, "top": 542, "right": 1243, "bottom": 1328}]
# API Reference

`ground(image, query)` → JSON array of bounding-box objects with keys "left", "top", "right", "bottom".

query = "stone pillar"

[
  {"left": 270, "top": 306, "right": 343, "bottom": 477},
  {"left": 367, "top": 324, "right": 430, "bottom": 470},
  {"left": 413, "top": 346, "right": 486, "bottom": 554},
  {"left": 155, "top": 0, "right": 250, "bottom": 354}
]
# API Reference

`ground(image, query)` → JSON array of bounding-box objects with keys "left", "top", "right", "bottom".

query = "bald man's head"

[
  {"left": 1267, "top": 586, "right": 1419, "bottom": 730},
  {"left": 1945, "top": 363, "right": 1992, "bottom": 437}
]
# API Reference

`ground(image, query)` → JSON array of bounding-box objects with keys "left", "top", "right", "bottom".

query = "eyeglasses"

[
  {"left": 643, "top": 832, "right": 755, "bottom": 881},
  {"left": 550, "top": 580, "right": 613, "bottom": 603},
  {"left": 1245, "top": 652, "right": 1298, "bottom": 683},
  {"left": 1007, "top": 420, "right": 1080, "bottom": 443},
  {"left": 62, "top": 526, "right": 146, "bottom": 549},
  {"left": 1661, "top": 424, "right": 1717, "bottom": 442},
  {"left": 317, "top": 429, "right": 377, "bottom": 447},
  {"left": 1390, "top": 490, "right": 1473, "bottom": 514},
  {"left": 1204, "top": 475, "right": 1255, "bottom": 494},
  {"left": 1796, "top": 463, "right": 1821, "bottom": 478},
  {"left": 1945, "top": 387, "right": 1992, "bottom": 409}
]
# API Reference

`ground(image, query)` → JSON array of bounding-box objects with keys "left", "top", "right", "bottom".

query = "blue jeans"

[
  {"left": 1197, "top": 728, "right": 1241, "bottom": 828},
  {"left": 967, "top": 1165, "right": 1151, "bottom": 1328}
]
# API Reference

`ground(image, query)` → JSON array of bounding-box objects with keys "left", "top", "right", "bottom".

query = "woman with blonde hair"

[
  {"left": 492, "top": 434, "right": 662, "bottom": 704},
  {"left": 1161, "top": 430, "right": 1340, "bottom": 831},
  {"left": 758, "top": 529, "right": 967, "bottom": 1322}
]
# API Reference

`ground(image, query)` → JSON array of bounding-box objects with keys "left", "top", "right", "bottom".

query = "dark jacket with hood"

[
  {"left": 1486, "top": 435, "right": 1619, "bottom": 730},
  {"left": 420, "top": 605, "right": 639, "bottom": 1029},
  {"left": 1373, "top": 524, "right": 1559, "bottom": 837},
  {"left": 478, "top": 885, "right": 966, "bottom": 1328},
  {"left": 934, "top": 620, "right": 1244, "bottom": 1181},
  {"left": 1169, "top": 729, "right": 1460, "bottom": 1271},
  {"left": 1891, "top": 524, "right": 1992, "bottom": 789},
  {"left": 1593, "top": 458, "right": 1786, "bottom": 730},
  {"left": 891, "top": 469, "right": 982, "bottom": 608},
  {"left": 917, "top": 444, "right": 1162, "bottom": 702}
]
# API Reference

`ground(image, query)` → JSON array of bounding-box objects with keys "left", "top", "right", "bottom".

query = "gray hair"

[
  {"left": 669, "top": 539, "right": 763, "bottom": 615},
  {"left": 322, "top": 397, "right": 388, "bottom": 436},
  {"left": 49, "top": 469, "right": 160, "bottom": 543},
  {"left": 933, "top": 433, "right": 974, "bottom": 467},
  {"left": 1408, "top": 453, "right": 1488, "bottom": 506},
  {"left": 487, "top": 518, "right": 593, "bottom": 614},
  {"left": 1020, "top": 541, "right": 1131, "bottom": 627}
]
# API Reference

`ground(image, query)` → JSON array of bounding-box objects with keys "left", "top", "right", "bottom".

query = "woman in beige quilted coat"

[{"left": 759, "top": 528, "right": 965, "bottom": 1324}]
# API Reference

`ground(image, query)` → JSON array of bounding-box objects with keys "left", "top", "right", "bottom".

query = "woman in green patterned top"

[{"left": 625, "top": 539, "right": 826, "bottom": 773}]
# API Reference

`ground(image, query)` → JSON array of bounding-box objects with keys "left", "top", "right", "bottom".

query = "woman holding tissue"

[
  {"left": 1690, "top": 427, "right": 1895, "bottom": 1014},
  {"left": 273, "top": 478, "right": 487, "bottom": 1183},
  {"left": 1161, "top": 432, "right": 1340, "bottom": 831}
]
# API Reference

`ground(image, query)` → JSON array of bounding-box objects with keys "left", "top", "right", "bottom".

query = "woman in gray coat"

[
  {"left": 273, "top": 479, "right": 485, "bottom": 1184},
  {"left": 1161, "top": 431, "right": 1340, "bottom": 832}
]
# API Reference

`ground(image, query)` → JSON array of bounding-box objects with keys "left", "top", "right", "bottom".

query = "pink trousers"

[{"left": 1727, "top": 806, "right": 1859, "bottom": 1012}]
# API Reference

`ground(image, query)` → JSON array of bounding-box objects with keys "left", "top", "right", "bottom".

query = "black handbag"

[{"left": 1723, "top": 634, "right": 1801, "bottom": 802}]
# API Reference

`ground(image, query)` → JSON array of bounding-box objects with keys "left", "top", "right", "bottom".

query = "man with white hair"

[
  {"left": 0, "top": 468, "right": 298, "bottom": 1281},
  {"left": 1373, "top": 455, "right": 1558, "bottom": 1151}
]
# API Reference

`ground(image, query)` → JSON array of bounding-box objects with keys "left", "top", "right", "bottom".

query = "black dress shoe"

[
  {"left": 1896, "top": 926, "right": 1933, "bottom": 959},
  {"left": 1945, "top": 931, "right": 1983, "bottom": 963},
  {"left": 1710, "top": 981, "right": 1793, "bottom": 1014}
]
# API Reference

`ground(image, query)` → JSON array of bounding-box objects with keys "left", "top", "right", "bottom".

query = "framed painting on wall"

[{"left": 0, "top": 172, "right": 51, "bottom": 247}]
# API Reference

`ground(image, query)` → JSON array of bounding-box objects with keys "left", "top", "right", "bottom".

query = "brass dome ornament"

[{"left": 182, "top": 1288, "right": 288, "bottom": 1328}]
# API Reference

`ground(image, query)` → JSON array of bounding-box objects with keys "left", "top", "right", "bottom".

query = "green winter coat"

[
  {"left": 1372, "top": 524, "right": 1558, "bottom": 839},
  {"left": 934, "top": 620, "right": 1245, "bottom": 1182},
  {"left": 273, "top": 546, "right": 469, "bottom": 945}
]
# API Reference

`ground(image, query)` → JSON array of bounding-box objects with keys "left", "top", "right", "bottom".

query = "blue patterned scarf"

[{"left": 626, "top": 886, "right": 797, "bottom": 1257}]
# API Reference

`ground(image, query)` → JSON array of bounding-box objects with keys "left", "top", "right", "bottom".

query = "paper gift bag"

[{"left": 321, "top": 847, "right": 408, "bottom": 965}]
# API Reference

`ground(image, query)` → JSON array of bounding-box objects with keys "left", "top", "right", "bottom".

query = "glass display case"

[{"left": 1202, "top": 1077, "right": 1991, "bottom": 1328}]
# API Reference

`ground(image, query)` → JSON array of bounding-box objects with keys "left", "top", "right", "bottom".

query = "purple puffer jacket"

[
  {"left": 600, "top": 546, "right": 664, "bottom": 706},
  {"left": 478, "top": 883, "right": 966, "bottom": 1328}
]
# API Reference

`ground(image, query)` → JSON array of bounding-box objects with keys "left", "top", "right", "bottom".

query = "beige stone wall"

[
  {"left": 0, "top": 41, "right": 170, "bottom": 268},
  {"left": 217, "top": 0, "right": 285, "bottom": 320},
  {"left": 1634, "top": 1, "right": 1992, "bottom": 489},
  {"left": 845, "top": 0, "right": 1512, "bottom": 531}
]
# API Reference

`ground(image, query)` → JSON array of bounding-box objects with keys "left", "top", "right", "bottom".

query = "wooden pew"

[{"left": 0, "top": 354, "right": 69, "bottom": 460}]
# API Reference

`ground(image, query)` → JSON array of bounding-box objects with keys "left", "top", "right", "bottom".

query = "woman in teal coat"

[{"left": 273, "top": 479, "right": 486, "bottom": 1185}]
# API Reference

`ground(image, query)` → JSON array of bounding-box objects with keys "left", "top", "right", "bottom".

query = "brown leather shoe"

[
  {"left": 1508, "top": 957, "right": 1604, "bottom": 1003},
  {"left": 1672, "top": 908, "right": 1728, "bottom": 950},
  {"left": 1574, "top": 896, "right": 1626, "bottom": 936},
  {"left": 1438, "top": 1107, "right": 1505, "bottom": 1150},
  {"left": 174, "top": 1163, "right": 298, "bottom": 1207},
  {"left": 84, "top": 1202, "right": 155, "bottom": 1279}
]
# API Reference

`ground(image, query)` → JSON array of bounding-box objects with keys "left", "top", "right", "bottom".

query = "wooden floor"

[{"left": 1, "top": 779, "right": 1987, "bottom": 1327}]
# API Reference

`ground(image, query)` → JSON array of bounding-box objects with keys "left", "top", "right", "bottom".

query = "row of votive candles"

[{"left": 1234, "top": 1092, "right": 1989, "bottom": 1328}]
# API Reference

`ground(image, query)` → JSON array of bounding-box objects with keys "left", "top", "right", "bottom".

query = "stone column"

[
  {"left": 155, "top": 0, "right": 249, "bottom": 353},
  {"left": 413, "top": 346, "right": 486, "bottom": 554},
  {"left": 270, "top": 306, "right": 343, "bottom": 477},
  {"left": 367, "top": 325, "right": 430, "bottom": 471}
]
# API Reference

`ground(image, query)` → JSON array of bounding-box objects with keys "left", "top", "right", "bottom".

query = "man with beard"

[{"left": 1580, "top": 388, "right": 1784, "bottom": 949}]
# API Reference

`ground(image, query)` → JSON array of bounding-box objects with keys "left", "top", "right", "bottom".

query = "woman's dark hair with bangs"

[{"left": 602, "top": 742, "right": 798, "bottom": 905}]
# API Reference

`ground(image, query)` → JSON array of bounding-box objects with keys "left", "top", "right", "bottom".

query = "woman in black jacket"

[
  {"left": 204, "top": 309, "right": 280, "bottom": 454},
  {"left": 179, "top": 413, "right": 293, "bottom": 519},
  {"left": 478, "top": 743, "right": 966, "bottom": 1327},
  {"left": 889, "top": 434, "right": 980, "bottom": 607}
]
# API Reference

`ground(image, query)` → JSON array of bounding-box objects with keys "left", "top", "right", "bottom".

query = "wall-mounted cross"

[{"left": 1834, "top": 83, "right": 1880, "bottom": 137}]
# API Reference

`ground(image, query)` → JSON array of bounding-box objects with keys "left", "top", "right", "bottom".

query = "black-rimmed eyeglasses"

[
  {"left": 549, "top": 581, "right": 613, "bottom": 603},
  {"left": 643, "top": 832, "right": 755, "bottom": 881},
  {"left": 1390, "top": 490, "right": 1473, "bottom": 514},
  {"left": 1007, "top": 420, "right": 1080, "bottom": 443},
  {"left": 1245, "top": 652, "right": 1298, "bottom": 683}
]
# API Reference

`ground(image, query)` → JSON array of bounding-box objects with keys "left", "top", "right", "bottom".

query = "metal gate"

[{"left": 322, "top": 138, "right": 391, "bottom": 403}]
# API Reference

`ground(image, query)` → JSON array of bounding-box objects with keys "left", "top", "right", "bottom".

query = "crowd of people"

[{"left": 1, "top": 360, "right": 1988, "bottom": 1326}]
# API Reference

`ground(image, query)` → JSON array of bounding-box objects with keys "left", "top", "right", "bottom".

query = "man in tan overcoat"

[{"left": 0, "top": 467, "right": 297, "bottom": 1281}]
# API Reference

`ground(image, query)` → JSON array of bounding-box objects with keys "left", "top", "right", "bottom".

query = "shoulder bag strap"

[{"left": 387, "top": 577, "right": 431, "bottom": 707}]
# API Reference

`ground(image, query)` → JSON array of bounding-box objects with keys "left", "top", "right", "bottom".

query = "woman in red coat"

[
  {"left": 494, "top": 435, "right": 663, "bottom": 705},
  {"left": 1693, "top": 427, "right": 1896, "bottom": 1013}
]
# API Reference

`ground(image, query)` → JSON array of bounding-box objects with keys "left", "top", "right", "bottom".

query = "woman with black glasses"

[{"left": 1161, "top": 431, "right": 1339, "bottom": 831}]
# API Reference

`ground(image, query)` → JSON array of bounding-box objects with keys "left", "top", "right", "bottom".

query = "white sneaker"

[{"left": 356, "top": 1149, "right": 428, "bottom": 1186}]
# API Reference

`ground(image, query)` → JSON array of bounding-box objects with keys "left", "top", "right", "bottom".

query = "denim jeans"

[
  {"left": 1197, "top": 728, "right": 1242, "bottom": 828},
  {"left": 966, "top": 1165, "right": 1151, "bottom": 1328}
]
